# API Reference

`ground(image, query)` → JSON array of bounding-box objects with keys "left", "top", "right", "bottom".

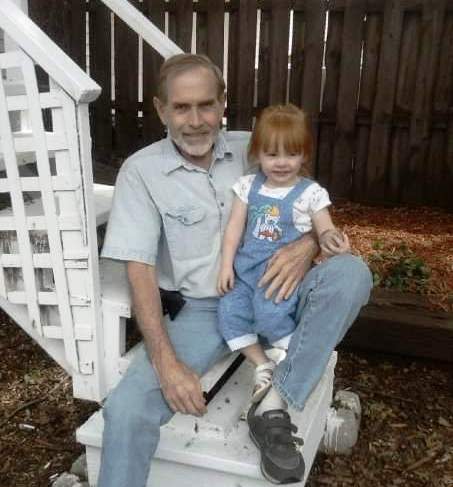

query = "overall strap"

[
  {"left": 248, "top": 171, "right": 267, "bottom": 205},
  {"left": 284, "top": 177, "right": 315, "bottom": 208}
]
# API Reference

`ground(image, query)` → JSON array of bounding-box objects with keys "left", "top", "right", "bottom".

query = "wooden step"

[{"left": 77, "top": 353, "right": 337, "bottom": 487}]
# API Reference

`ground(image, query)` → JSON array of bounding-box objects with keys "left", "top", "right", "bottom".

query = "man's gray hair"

[{"left": 157, "top": 53, "right": 226, "bottom": 103}]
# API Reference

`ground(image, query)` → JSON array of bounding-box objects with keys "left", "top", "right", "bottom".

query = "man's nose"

[{"left": 188, "top": 107, "right": 202, "bottom": 127}]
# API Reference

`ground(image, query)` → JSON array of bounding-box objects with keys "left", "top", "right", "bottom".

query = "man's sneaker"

[{"left": 247, "top": 401, "right": 305, "bottom": 484}]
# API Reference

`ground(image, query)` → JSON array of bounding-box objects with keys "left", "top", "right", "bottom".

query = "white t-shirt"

[{"left": 232, "top": 174, "right": 331, "bottom": 233}]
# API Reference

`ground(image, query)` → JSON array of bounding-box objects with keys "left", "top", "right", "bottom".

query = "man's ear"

[
  {"left": 220, "top": 92, "right": 226, "bottom": 109},
  {"left": 153, "top": 96, "right": 167, "bottom": 125}
]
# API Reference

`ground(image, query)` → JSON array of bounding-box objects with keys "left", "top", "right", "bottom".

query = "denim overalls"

[{"left": 218, "top": 171, "right": 314, "bottom": 350}]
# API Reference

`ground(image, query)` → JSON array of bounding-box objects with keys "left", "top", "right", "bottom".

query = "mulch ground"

[
  {"left": 0, "top": 310, "right": 452, "bottom": 487},
  {"left": 0, "top": 203, "right": 452, "bottom": 486},
  {"left": 332, "top": 202, "right": 453, "bottom": 312}
]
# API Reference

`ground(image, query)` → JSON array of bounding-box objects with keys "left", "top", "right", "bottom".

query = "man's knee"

[
  {"left": 323, "top": 254, "right": 372, "bottom": 300},
  {"left": 102, "top": 383, "right": 171, "bottom": 433}
]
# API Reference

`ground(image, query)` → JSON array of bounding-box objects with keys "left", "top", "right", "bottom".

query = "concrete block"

[
  {"left": 51, "top": 473, "right": 82, "bottom": 487},
  {"left": 321, "top": 390, "right": 361, "bottom": 455},
  {"left": 71, "top": 454, "right": 88, "bottom": 480}
]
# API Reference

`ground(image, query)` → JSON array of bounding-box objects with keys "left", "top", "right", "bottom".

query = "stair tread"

[{"left": 77, "top": 353, "right": 336, "bottom": 481}]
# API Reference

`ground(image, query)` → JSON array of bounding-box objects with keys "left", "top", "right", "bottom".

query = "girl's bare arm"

[{"left": 217, "top": 196, "right": 248, "bottom": 294}]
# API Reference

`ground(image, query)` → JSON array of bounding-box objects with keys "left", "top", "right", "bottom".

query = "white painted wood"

[
  {"left": 0, "top": 295, "right": 71, "bottom": 374},
  {"left": 3, "top": 0, "right": 29, "bottom": 134},
  {"left": 0, "top": 53, "right": 42, "bottom": 334},
  {"left": 5, "top": 92, "right": 60, "bottom": 111},
  {"left": 0, "top": 176, "right": 80, "bottom": 193},
  {"left": 100, "top": 0, "right": 182, "bottom": 58},
  {"left": 0, "top": 214, "right": 82, "bottom": 232},
  {"left": 72, "top": 100, "right": 107, "bottom": 401},
  {"left": 0, "top": 187, "right": 113, "bottom": 228},
  {"left": 21, "top": 52, "right": 81, "bottom": 371},
  {"left": 0, "top": 0, "right": 100, "bottom": 103},
  {"left": 93, "top": 184, "right": 114, "bottom": 226},
  {"left": 78, "top": 353, "right": 337, "bottom": 487}
]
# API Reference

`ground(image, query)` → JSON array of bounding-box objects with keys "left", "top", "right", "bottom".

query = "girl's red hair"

[{"left": 248, "top": 104, "right": 313, "bottom": 175}]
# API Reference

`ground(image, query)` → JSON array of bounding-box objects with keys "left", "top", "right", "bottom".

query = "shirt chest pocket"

[{"left": 163, "top": 206, "right": 212, "bottom": 260}]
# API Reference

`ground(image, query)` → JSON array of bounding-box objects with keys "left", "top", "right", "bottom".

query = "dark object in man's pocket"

[{"left": 159, "top": 289, "right": 186, "bottom": 320}]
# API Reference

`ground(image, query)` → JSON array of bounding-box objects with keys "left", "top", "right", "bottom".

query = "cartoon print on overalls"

[{"left": 250, "top": 204, "right": 283, "bottom": 241}]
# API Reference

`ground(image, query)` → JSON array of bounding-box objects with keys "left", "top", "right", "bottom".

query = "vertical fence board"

[
  {"left": 257, "top": 7, "right": 271, "bottom": 109},
  {"left": 388, "top": 11, "right": 420, "bottom": 204},
  {"left": 206, "top": 0, "right": 225, "bottom": 71},
  {"left": 196, "top": 0, "right": 225, "bottom": 71},
  {"left": 406, "top": 0, "right": 446, "bottom": 205},
  {"left": 226, "top": 3, "right": 239, "bottom": 129},
  {"left": 196, "top": 2, "right": 208, "bottom": 58},
  {"left": 366, "top": 0, "right": 403, "bottom": 203},
  {"left": 353, "top": 12, "right": 382, "bottom": 201},
  {"left": 301, "top": 0, "right": 327, "bottom": 178},
  {"left": 142, "top": 0, "right": 166, "bottom": 145},
  {"left": 330, "top": 0, "right": 365, "bottom": 199},
  {"left": 433, "top": 13, "right": 453, "bottom": 207},
  {"left": 69, "top": 0, "right": 87, "bottom": 70},
  {"left": 173, "top": 0, "right": 193, "bottom": 52},
  {"left": 268, "top": 0, "right": 291, "bottom": 104},
  {"left": 89, "top": 0, "right": 112, "bottom": 165},
  {"left": 29, "top": 0, "right": 85, "bottom": 67},
  {"left": 231, "top": 0, "right": 257, "bottom": 130},
  {"left": 114, "top": 0, "right": 140, "bottom": 160},
  {"left": 289, "top": 10, "right": 305, "bottom": 107},
  {"left": 316, "top": 10, "right": 342, "bottom": 187}
]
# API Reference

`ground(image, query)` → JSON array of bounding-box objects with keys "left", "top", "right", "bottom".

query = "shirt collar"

[{"left": 162, "top": 131, "right": 233, "bottom": 175}]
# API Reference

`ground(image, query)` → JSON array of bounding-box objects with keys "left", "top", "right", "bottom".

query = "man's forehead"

[{"left": 166, "top": 67, "right": 218, "bottom": 99}]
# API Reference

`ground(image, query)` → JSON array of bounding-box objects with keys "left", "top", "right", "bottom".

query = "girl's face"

[{"left": 258, "top": 143, "right": 305, "bottom": 188}]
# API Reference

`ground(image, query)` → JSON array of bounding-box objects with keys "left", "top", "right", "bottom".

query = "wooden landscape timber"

[{"left": 343, "top": 288, "right": 453, "bottom": 362}]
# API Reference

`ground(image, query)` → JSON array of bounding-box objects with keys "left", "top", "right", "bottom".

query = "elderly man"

[{"left": 99, "top": 53, "right": 372, "bottom": 486}]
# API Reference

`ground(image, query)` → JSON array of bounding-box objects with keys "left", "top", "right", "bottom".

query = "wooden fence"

[{"left": 27, "top": 0, "right": 453, "bottom": 209}]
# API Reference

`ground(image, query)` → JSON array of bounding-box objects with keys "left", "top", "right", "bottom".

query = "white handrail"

[
  {"left": 100, "top": 0, "right": 183, "bottom": 59},
  {"left": 0, "top": 0, "right": 101, "bottom": 104}
]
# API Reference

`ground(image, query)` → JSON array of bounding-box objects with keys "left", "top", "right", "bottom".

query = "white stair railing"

[
  {"left": 100, "top": 0, "right": 183, "bottom": 58},
  {"left": 0, "top": 0, "right": 106, "bottom": 400},
  {"left": 0, "top": 0, "right": 183, "bottom": 402}
]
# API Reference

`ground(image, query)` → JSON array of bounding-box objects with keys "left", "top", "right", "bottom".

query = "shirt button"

[{"left": 220, "top": 202, "right": 225, "bottom": 207}]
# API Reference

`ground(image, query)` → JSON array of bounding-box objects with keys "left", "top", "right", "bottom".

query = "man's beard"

[{"left": 171, "top": 130, "right": 218, "bottom": 159}]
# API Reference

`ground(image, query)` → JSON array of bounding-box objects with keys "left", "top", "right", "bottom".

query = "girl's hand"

[
  {"left": 217, "top": 267, "right": 235, "bottom": 295},
  {"left": 319, "top": 229, "right": 350, "bottom": 257}
]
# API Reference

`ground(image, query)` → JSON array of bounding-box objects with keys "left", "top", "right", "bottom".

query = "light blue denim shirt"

[{"left": 101, "top": 131, "right": 251, "bottom": 298}]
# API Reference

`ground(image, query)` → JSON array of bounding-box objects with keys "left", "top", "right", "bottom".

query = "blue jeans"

[{"left": 98, "top": 254, "right": 372, "bottom": 487}]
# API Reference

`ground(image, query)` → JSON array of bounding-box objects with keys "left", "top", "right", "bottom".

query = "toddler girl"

[{"left": 217, "top": 104, "right": 350, "bottom": 409}]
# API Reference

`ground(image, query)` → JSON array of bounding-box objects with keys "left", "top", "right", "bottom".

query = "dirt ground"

[
  {"left": 1, "top": 309, "right": 452, "bottom": 487},
  {"left": 1, "top": 202, "right": 452, "bottom": 486}
]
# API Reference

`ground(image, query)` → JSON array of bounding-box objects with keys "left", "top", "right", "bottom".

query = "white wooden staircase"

[{"left": 0, "top": 1, "right": 340, "bottom": 485}]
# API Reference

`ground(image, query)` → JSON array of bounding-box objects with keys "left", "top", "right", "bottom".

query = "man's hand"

[
  {"left": 127, "top": 261, "right": 207, "bottom": 417},
  {"left": 258, "top": 235, "right": 318, "bottom": 303},
  {"left": 157, "top": 357, "right": 207, "bottom": 417}
]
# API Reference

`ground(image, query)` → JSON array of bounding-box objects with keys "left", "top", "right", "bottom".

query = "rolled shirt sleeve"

[{"left": 101, "top": 161, "right": 161, "bottom": 265}]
